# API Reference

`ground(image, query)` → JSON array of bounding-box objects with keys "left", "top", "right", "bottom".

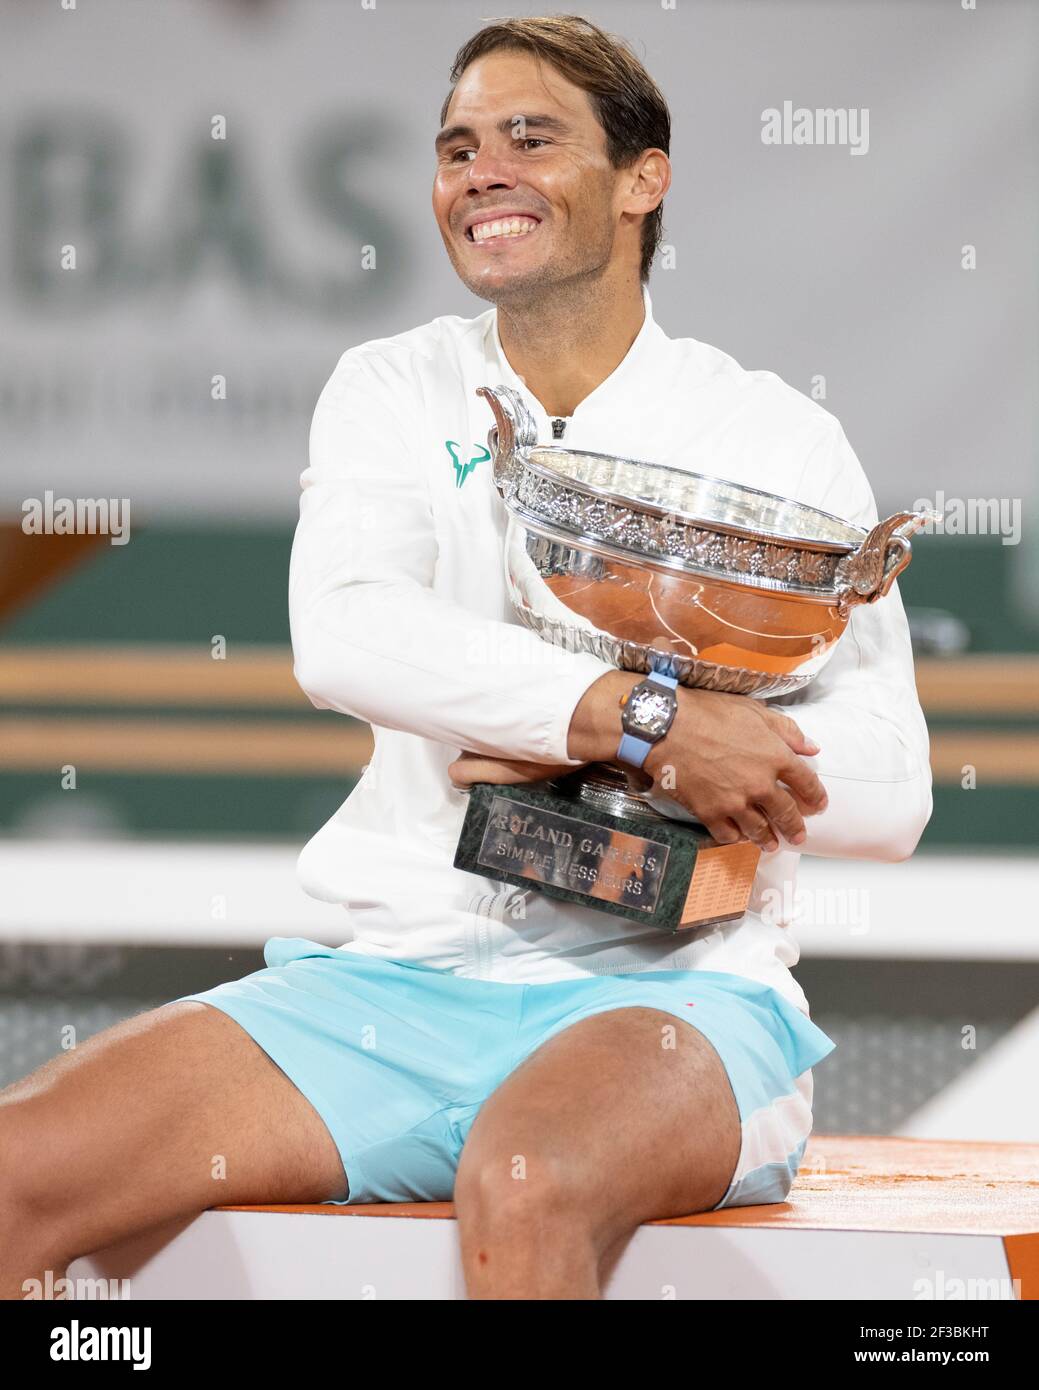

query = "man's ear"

[{"left": 623, "top": 147, "right": 670, "bottom": 217}]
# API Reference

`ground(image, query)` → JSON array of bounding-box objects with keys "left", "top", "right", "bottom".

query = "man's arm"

[
  {"left": 566, "top": 422, "right": 932, "bottom": 863},
  {"left": 289, "top": 347, "right": 615, "bottom": 764},
  {"left": 762, "top": 423, "right": 933, "bottom": 861}
]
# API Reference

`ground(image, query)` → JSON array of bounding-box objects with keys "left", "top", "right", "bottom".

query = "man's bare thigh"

[
  {"left": 456, "top": 1006, "right": 742, "bottom": 1234},
  {"left": 0, "top": 999, "right": 348, "bottom": 1265}
]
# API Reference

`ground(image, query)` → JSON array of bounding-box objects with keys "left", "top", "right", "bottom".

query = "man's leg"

[
  {"left": 0, "top": 1000, "right": 349, "bottom": 1299},
  {"left": 454, "top": 1006, "right": 742, "bottom": 1299}
]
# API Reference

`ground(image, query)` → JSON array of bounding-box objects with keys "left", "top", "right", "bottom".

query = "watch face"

[{"left": 626, "top": 684, "right": 675, "bottom": 738}]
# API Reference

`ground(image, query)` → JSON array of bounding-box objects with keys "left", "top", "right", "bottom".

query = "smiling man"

[{"left": 0, "top": 16, "right": 931, "bottom": 1303}]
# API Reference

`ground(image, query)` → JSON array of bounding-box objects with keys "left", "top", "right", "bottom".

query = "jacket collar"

[{"left": 485, "top": 282, "right": 664, "bottom": 428}]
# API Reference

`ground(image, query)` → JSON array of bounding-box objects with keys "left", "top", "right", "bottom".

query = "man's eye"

[{"left": 450, "top": 138, "right": 548, "bottom": 161}]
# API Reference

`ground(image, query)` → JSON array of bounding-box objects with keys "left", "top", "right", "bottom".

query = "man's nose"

[{"left": 465, "top": 144, "right": 520, "bottom": 190}]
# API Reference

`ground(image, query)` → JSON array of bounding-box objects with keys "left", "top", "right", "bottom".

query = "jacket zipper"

[
  {"left": 466, "top": 892, "right": 499, "bottom": 979},
  {"left": 551, "top": 417, "right": 569, "bottom": 439}
]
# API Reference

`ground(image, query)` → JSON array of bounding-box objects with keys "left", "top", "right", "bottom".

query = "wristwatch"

[{"left": 616, "top": 671, "right": 679, "bottom": 770}]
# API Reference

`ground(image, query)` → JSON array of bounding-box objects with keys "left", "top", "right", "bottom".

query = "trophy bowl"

[
  {"left": 480, "top": 383, "right": 934, "bottom": 699},
  {"left": 454, "top": 383, "right": 935, "bottom": 933}
]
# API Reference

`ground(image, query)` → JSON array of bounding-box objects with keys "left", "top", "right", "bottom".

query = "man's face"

[{"left": 432, "top": 50, "right": 625, "bottom": 302}]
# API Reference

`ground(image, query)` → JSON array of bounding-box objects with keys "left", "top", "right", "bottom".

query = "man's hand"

[
  {"left": 643, "top": 687, "right": 827, "bottom": 852},
  {"left": 448, "top": 751, "right": 576, "bottom": 791},
  {"left": 449, "top": 671, "right": 829, "bottom": 853},
  {"left": 566, "top": 671, "right": 829, "bottom": 853}
]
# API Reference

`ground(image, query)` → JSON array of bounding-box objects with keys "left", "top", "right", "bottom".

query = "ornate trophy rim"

[
  {"left": 509, "top": 506, "right": 864, "bottom": 605},
  {"left": 519, "top": 445, "right": 865, "bottom": 554},
  {"left": 477, "top": 382, "right": 937, "bottom": 613}
]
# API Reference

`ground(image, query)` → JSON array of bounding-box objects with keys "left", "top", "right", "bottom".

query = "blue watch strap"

[
  {"left": 615, "top": 670, "right": 679, "bottom": 769},
  {"left": 617, "top": 730, "right": 654, "bottom": 769}
]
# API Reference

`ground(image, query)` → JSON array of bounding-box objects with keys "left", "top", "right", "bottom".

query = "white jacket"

[{"left": 288, "top": 284, "right": 932, "bottom": 1012}]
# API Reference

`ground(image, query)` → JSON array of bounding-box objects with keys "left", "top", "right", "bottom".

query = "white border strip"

[
  {"left": 0, "top": 839, "right": 350, "bottom": 945},
  {"left": 0, "top": 840, "right": 1036, "bottom": 958}
]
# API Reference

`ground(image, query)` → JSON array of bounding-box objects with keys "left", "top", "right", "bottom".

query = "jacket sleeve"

[
  {"left": 288, "top": 348, "right": 615, "bottom": 764},
  {"left": 769, "top": 422, "right": 934, "bottom": 862}
]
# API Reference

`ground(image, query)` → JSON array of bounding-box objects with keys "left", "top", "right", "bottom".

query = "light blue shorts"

[{"left": 174, "top": 937, "right": 835, "bottom": 1209}]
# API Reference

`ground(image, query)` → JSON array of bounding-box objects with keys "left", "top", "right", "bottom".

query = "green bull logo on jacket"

[{"left": 446, "top": 440, "right": 491, "bottom": 489}]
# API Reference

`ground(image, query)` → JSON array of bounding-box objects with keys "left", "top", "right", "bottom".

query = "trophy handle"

[
  {"left": 834, "top": 508, "right": 940, "bottom": 618},
  {"left": 476, "top": 385, "right": 538, "bottom": 500}
]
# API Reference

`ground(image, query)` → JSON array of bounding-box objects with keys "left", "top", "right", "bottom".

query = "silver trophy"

[{"left": 455, "top": 385, "right": 935, "bottom": 931}]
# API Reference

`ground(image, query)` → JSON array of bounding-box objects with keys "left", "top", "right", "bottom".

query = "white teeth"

[{"left": 471, "top": 217, "right": 539, "bottom": 243}]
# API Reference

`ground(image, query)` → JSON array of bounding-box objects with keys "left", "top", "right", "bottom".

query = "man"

[{"left": 0, "top": 16, "right": 931, "bottom": 1300}]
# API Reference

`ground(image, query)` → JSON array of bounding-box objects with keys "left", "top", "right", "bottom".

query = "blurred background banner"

[{"left": 1, "top": 0, "right": 1037, "bottom": 1140}]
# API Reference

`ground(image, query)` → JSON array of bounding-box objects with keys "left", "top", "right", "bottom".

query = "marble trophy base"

[{"left": 454, "top": 764, "right": 761, "bottom": 933}]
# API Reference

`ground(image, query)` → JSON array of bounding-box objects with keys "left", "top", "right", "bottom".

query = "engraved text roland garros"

[{"left": 476, "top": 795, "right": 671, "bottom": 913}]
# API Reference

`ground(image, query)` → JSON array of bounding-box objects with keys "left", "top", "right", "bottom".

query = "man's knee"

[{"left": 455, "top": 1142, "right": 605, "bottom": 1246}]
